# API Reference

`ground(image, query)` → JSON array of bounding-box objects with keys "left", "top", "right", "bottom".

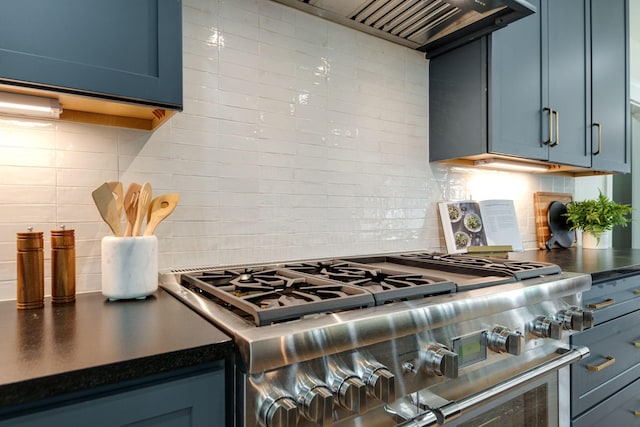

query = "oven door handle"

[{"left": 396, "top": 346, "right": 590, "bottom": 426}]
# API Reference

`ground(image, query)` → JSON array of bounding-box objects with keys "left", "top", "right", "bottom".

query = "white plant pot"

[{"left": 581, "top": 231, "right": 612, "bottom": 249}]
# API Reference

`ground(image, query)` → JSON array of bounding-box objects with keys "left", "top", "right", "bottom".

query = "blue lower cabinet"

[
  {"left": 0, "top": 368, "right": 224, "bottom": 427},
  {"left": 572, "top": 377, "right": 640, "bottom": 427}
]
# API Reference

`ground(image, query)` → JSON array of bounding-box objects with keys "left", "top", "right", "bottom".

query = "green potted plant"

[{"left": 564, "top": 191, "right": 632, "bottom": 249}]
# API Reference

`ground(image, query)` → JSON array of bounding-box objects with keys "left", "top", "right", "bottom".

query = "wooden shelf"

[{"left": 0, "top": 83, "right": 175, "bottom": 131}]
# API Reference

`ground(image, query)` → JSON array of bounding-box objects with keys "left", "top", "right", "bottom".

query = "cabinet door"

[
  {"left": 1, "top": 369, "right": 225, "bottom": 427},
  {"left": 590, "top": 0, "right": 630, "bottom": 173},
  {"left": 429, "top": 38, "right": 488, "bottom": 162},
  {"left": 489, "top": 0, "right": 547, "bottom": 161},
  {"left": 546, "top": 0, "right": 590, "bottom": 167},
  {"left": 0, "top": 0, "right": 182, "bottom": 109}
]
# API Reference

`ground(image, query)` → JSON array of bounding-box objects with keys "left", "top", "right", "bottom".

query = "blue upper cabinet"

[
  {"left": 430, "top": 0, "right": 629, "bottom": 174},
  {"left": 0, "top": 0, "right": 182, "bottom": 129},
  {"left": 590, "top": 0, "right": 630, "bottom": 173}
]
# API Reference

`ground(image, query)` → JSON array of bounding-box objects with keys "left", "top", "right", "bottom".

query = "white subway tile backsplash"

[
  {"left": 0, "top": 0, "right": 575, "bottom": 301},
  {"left": 0, "top": 146, "right": 56, "bottom": 168},
  {"left": 0, "top": 166, "right": 56, "bottom": 186},
  {"left": 0, "top": 205, "right": 57, "bottom": 224},
  {"left": 0, "top": 120, "right": 56, "bottom": 148}
]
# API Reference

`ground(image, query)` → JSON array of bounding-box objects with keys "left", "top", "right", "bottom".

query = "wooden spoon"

[
  {"left": 144, "top": 193, "right": 180, "bottom": 236},
  {"left": 91, "top": 182, "right": 122, "bottom": 236},
  {"left": 133, "top": 182, "right": 152, "bottom": 236},
  {"left": 123, "top": 182, "right": 141, "bottom": 237}
]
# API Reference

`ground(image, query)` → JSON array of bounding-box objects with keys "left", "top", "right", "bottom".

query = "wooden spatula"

[
  {"left": 133, "top": 182, "right": 152, "bottom": 236},
  {"left": 123, "top": 182, "right": 141, "bottom": 237},
  {"left": 107, "top": 181, "right": 123, "bottom": 221},
  {"left": 91, "top": 182, "right": 122, "bottom": 236},
  {"left": 144, "top": 193, "right": 180, "bottom": 236}
]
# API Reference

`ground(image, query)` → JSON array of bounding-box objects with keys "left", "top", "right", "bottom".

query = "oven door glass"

[{"left": 453, "top": 372, "right": 559, "bottom": 427}]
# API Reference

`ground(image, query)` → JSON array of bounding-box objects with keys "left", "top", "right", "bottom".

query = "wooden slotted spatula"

[
  {"left": 91, "top": 182, "right": 123, "bottom": 236},
  {"left": 132, "top": 182, "right": 152, "bottom": 236},
  {"left": 123, "top": 182, "right": 141, "bottom": 237},
  {"left": 144, "top": 193, "right": 180, "bottom": 236}
]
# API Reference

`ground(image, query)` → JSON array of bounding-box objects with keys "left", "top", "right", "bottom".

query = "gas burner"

[
  {"left": 284, "top": 261, "right": 378, "bottom": 282},
  {"left": 285, "top": 261, "right": 456, "bottom": 303},
  {"left": 181, "top": 268, "right": 375, "bottom": 326},
  {"left": 252, "top": 284, "right": 362, "bottom": 309},
  {"left": 194, "top": 268, "right": 298, "bottom": 295}
]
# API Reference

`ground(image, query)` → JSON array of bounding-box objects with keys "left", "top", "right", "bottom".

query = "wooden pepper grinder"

[
  {"left": 51, "top": 226, "right": 76, "bottom": 304},
  {"left": 16, "top": 227, "right": 44, "bottom": 309}
]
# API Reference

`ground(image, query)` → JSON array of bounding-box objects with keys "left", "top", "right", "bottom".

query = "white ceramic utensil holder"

[{"left": 101, "top": 236, "right": 158, "bottom": 300}]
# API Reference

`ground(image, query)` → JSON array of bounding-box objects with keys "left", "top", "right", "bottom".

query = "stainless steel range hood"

[{"left": 272, "top": 0, "right": 535, "bottom": 57}]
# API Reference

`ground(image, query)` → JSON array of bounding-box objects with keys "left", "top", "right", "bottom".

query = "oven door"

[
  {"left": 448, "top": 370, "right": 560, "bottom": 426},
  {"left": 386, "top": 346, "right": 588, "bottom": 427}
]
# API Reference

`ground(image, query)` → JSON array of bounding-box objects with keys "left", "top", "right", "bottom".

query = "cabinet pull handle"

[
  {"left": 632, "top": 289, "right": 640, "bottom": 295},
  {"left": 634, "top": 342, "right": 640, "bottom": 348},
  {"left": 635, "top": 411, "right": 640, "bottom": 417},
  {"left": 587, "top": 298, "right": 614, "bottom": 309},
  {"left": 550, "top": 110, "right": 559, "bottom": 146},
  {"left": 587, "top": 355, "right": 615, "bottom": 371},
  {"left": 543, "top": 107, "right": 554, "bottom": 145},
  {"left": 593, "top": 122, "right": 602, "bottom": 155}
]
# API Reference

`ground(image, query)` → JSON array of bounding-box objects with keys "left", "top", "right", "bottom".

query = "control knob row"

[
  {"left": 531, "top": 307, "right": 595, "bottom": 340},
  {"left": 261, "top": 360, "right": 396, "bottom": 427}
]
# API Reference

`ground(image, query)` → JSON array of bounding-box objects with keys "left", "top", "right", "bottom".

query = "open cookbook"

[{"left": 438, "top": 199, "right": 524, "bottom": 254}]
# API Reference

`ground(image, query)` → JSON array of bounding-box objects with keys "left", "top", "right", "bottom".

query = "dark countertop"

[
  {"left": 509, "top": 247, "right": 640, "bottom": 275},
  {"left": 3, "top": 248, "right": 638, "bottom": 414},
  {"left": 0, "top": 289, "right": 233, "bottom": 411}
]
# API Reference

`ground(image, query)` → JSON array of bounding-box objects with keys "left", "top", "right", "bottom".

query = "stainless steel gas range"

[{"left": 160, "top": 252, "right": 592, "bottom": 427}]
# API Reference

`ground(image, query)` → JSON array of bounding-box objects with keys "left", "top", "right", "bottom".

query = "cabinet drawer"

[
  {"left": 571, "top": 309, "right": 640, "bottom": 416},
  {"left": 572, "top": 375, "right": 640, "bottom": 426},
  {"left": 582, "top": 275, "right": 640, "bottom": 325}
]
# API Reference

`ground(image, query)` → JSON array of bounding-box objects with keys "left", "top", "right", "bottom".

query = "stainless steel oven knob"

[
  {"left": 329, "top": 368, "right": 367, "bottom": 415},
  {"left": 556, "top": 308, "right": 584, "bottom": 331},
  {"left": 362, "top": 365, "right": 395, "bottom": 403},
  {"left": 582, "top": 309, "right": 594, "bottom": 329},
  {"left": 337, "top": 376, "right": 367, "bottom": 414},
  {"left": 420, "top": 343, "right": 458, "bottom": 378},
  {"left": 531, "top": 315, "right": 563, "bottom": 340},
  {"left": 297, "top": 385, "right": 333, "bottom": 426},
  {"left": 260, "top": 393, "right": 298, "bottom": 427},
  {"left": 487, "top": 326, "right": 523, "bottom": 355}
]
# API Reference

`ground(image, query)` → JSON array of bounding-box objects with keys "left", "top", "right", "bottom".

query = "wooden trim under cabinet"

[
  {"left": 432, "top": 153, "right": 617, "bottom": 176},
  {"left": 0, "top": 83, "right": 175, "bottom": 131}
]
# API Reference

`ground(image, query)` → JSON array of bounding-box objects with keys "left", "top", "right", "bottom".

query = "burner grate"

[
  {"left": 181, "top": 268, "right": 375, "bottom": 326},
  {"left": 285, "top": 260, "right": 456, "bottom": 303},
  {"left": 394, "top": 253, "right": 561, "bottom": 280}
]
